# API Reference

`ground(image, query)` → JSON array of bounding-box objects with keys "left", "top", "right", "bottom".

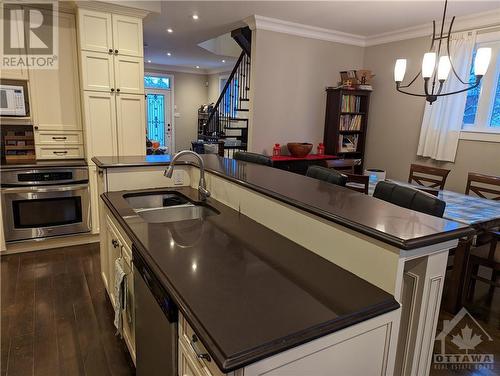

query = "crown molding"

[
  {"left": 365, "top": 8, "right": 500, "bottom": 46},
  {"left": 145, "top": 63, "right": 209, "bottom": 75},
  {"left": 74, "top": 1, "right": 150, "bottom": 18},
  {"left": 244, "top": 15, "right": 366, "bottom": 47},
  {"left": 244, "top": 9, "right": 500, "bottom": 48}
]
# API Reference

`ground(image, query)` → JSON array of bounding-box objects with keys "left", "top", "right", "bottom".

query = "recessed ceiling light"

[
  {"left": 221, "top": 59, "right": 225, "bottom": 63},
  {"left": 147, "top": 59, "right": 151, "bottom": 63},
  {"left": 167, "top": 28, "right": 173, "bottom": 33},
  {"left": 192, "top": 14, "right": 199, "bottom": 20},
  {"left": 167, "top": 52, "right": 172, "bottom": 56},
  {"left": 196, "top": 65, "right": 200, "bottom": 69}
]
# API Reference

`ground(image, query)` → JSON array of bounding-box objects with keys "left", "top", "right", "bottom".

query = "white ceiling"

[{"left": 142, "top": 1, "right": 500, "bottom": 73}]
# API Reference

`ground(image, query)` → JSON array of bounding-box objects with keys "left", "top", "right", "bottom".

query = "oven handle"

[{"left": 1, "top": 183, "right": 89, "bottom": 194}]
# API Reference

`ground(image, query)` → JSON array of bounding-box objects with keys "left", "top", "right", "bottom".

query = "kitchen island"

[{"left": 93, "top": 154, "right": 472, "bottom": 376}]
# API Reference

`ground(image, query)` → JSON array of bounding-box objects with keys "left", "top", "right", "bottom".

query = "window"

[
  {"left": 144, "top": 75, "right": 170, "bottom": 90},
  {"left": 461, "top": 31, "right": 500, "bottom": 139}
]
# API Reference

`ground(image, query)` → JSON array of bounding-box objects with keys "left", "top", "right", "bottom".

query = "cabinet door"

[
  {"left": 89, "top": 165, "right": 100, "bottom": 234},
  {"left": 105, "top": 216, "right": 122, "bottom": 307},
  {"left": 112, "top": 14, "right": 143, "bottom": 57},
  {"left": 77, "top": 9, "right": 113, "bottom": 53},
  {"left": 29, "top": 12, "right": 82, "bottom": 130},
  {"left": 80, "top": 51, "right": 115, "bottom": 92},
  {"left": 116, "top": 94, "right": 146, "bottom": 156},
  {"left": 121, "top": 244, "right": 136, "bottom": 364},
  {"left": 114, "top": 55, "right": 144, "bottom": 94},
  {"left": 83, "top": 91, "right": 117, "bottom": 160},
  {"left": 0, "top": 4, "right": 28, "bottom": 79}
]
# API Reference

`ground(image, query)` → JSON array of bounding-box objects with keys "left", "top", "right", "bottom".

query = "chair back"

[
  {"left": 374, "top": 181, "right": 446, "bottom": 217},
  {"left": 323, "top": 159, "right": 361, "bottom": 173},
  {"left": 344, "top": 172, "right": 369, "bottom": 194},
  {"left": 233, "top": 151, "right": 272, "bottom": 166},
  {"left": 306, "top": 165, "right": 347, "bottom": 187},
  {"left": 408, "top": 163, "right": 450, "bottom": 190},
  {"left": 465, "top": 172, "right": 500, "bottom": 200}
]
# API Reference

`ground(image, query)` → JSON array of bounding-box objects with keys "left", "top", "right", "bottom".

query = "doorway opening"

[{"left": 144, "top": 74, "right": 174, "bottom": 153}]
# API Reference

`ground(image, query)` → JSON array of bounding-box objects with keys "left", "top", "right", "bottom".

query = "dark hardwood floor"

[
  {"left": 1, "top": 243, "right": 498, "bottom": 375},
  {"left": 1, "top": 243, "right": 135, "bottom": 376}
]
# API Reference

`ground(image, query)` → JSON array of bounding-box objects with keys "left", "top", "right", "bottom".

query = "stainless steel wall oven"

[{"left": 1, "top": 167, "right": 91, "bottom": 242}]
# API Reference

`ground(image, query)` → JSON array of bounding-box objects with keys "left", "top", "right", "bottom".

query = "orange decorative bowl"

[{"left": 287, "top": 143, "right": 313, "bottom": 157}]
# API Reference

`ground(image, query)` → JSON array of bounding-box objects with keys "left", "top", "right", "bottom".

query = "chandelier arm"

[
  {"left": 424, "top": 78, "right": 430, "bottom": 96},
  {"left": 396, "top": 86, "right": 429, "bottom": 98},
  {"left": 437, "top": 80, "right": 481, "bottom": 97},
  {"left": 436, "top": 81, "right": 444, "bottom": 96},
  {"left": 399, "top": 70, "right": 422, "bottom": 89},
  {"left": 430, "top": 20, "right": 436, "bottom": 51}
]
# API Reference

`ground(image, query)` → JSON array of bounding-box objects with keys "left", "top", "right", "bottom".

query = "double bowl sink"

[{"left": 124, "top": 192, "right": 218, "bottom": 223}]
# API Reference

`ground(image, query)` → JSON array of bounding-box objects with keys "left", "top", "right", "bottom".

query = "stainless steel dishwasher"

[{"left": 133, "top": 246, "right": 178, "bottom": 376}]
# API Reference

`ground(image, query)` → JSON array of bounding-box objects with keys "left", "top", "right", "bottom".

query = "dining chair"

[
  {"left": 465, "top": 172, "right": 500, "bottom": 200},
  {"left": 344, "top": 173, "right": 369, "bottom": 194},
  {"left": 323, "top": 159, "right": 361, "bottom": 173},
  {"left": 373, "top": 181, "right": 446, "bottom": 217},
  {"left": 465, "top": 172, "right": 500, "bottom": 302},
  {"left": 408, "top": 164, "right": 451, "bottom": 190},
  {"left": 306, "top": 165, "right": 347, "bottom": 187},
  {"left": 234, "top": 151, "right": 272, "bottom": 166}
]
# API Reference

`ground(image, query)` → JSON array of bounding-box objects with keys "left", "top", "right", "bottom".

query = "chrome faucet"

[{"left": 164, "top": 150, "right": 211, "bottom": 201}]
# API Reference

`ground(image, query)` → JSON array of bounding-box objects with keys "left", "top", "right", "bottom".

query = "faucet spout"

[{"left": 164, "top": 150, "right": 210, "bottom": 201}]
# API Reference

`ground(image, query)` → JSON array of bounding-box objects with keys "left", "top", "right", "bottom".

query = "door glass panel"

[
  {"left": 13, "top": 197, "right": 82, "bottom": 228},
  {"left": 146, "top": 94, "right": 166, "bottom": 147}
]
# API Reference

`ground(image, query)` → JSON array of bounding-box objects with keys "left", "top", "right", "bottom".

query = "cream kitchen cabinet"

[
  {"left": 0, "top": 4, "right": 28, "bottom": 80},
  {"left": 77, "top": 9, "right": 113, "bottom": 54},
  {"left": 116, "top": 94, "right": 146, "bottom": 155},
  {"left": 80, "top": 51, "right": 144, "bottom": 94},
  {"left": 29, "top": 12, "right": 82, "bottom": 131},
  {"left": 100, "top": 207, "right": 136, "bottom": 364},
  {"left": 82, "top": 91, "right": 146, "bottom": 160},
  {"left": 78, "top": 9, "right": 143, "bottom": 57},
  {"left": 80, "top": 51, "right": 115, "bottom": 92}
]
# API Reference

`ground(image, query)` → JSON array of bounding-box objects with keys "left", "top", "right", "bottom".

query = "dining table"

[{"left": 366, "top": 176, "right": 500, "bottom": 314}]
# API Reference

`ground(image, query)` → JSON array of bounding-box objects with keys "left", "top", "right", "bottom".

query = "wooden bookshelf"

[{"left": 323, "top": 88, "right": 371, "bottom": 173}]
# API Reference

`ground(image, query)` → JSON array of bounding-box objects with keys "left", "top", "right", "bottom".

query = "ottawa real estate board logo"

[
  {"left": 433, "top": 308, "right": 494, "bottom": 372},
  {"left": 1, "top": 1, "right": 59, "bottom": 69}
]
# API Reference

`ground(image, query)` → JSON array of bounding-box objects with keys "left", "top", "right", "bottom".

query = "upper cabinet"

[
  {"left": 112, "top": 15, "right": 143, "bottom": 57},
  {"left": 29, "top": 12, "right": 82, "bottom": 131},
  {"left": 77, "top": 9, "right": 113, "bottom": 53},
  {"left": 78, "top": 9, "right": 143, "bottom": 57},
  {"left": 0, "top": 4, "right": 28, "bottom": 80}
]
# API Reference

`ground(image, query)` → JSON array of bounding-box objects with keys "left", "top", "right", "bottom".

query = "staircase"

[{"left": 199, "top": 27, "right": 251, "bottom": 156}]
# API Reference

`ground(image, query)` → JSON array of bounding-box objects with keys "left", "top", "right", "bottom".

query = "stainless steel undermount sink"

[{"left": 124, "top": 192, "right": 218, "bottom": 223}]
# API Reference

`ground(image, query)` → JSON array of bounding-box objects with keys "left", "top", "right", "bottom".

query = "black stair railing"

[{"left": 203, "top": 50, "right": 251, "bottom": 139}]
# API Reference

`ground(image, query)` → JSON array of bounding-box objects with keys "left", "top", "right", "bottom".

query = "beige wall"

[
  {"left": 207, "top": 71, "right": 231, "bottom": 103},
  {"left": 249, "top": 29, "right": 365, "bottom": 155},
  {"left": 363, "top": 37, "right": 500, "bottom": 193},
  {"left": 146, "top": 69, "right": 208, "bottom": 151}
]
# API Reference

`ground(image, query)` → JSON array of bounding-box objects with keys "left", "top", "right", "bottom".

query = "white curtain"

[{"left": 417, "top": 32, "right": 476, "bottom": 162}]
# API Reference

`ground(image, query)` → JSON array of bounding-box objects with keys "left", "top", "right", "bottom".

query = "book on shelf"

[
  {"left": 339, "top": 114, "right": 362, "bottom": 131},
  {"left": 341, "top": 95, "right": 361, "bottom": 112},
  {"left": 338, "top": 134, "right": 359, "bottom": 152}
]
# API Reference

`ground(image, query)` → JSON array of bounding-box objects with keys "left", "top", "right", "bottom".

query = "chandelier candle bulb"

[
  {"left": 422, "top": 52, "right": 437, "bottom": 78},
  {"left": 394, "top": 59, "right": 407, "bottom": 82},
  {"left": 474, "top": 48, "right": 492, "bottom": 77},
  {"left": 437, "top": 56, "right": 451, "bottom": 81}
]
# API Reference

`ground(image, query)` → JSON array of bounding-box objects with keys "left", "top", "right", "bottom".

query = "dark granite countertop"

[
  {"left": 93, "top": 154, "right": 472, "bottom": 250},
  {"left": 103, "top": 187, "right": 399, "bottom": 372}
]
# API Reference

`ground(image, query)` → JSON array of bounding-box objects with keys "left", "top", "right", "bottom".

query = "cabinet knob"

[
  {"left": 116, "top": 88, "right": 120, "bottom": 92},
  {"left": 108, "top": 48, "right": 113, "bottom": 53},
  {"left": 34, "top": 126, "right": 39, "bottom": 130},
  {"left": 111, "top": 88, "right": 115, "bottom": 92},
  {"left": 112, "top": 239, "right": 119, "bottom": 248},
  {"left": 114, "top": 49, "right": 118, "bottom": 54}
]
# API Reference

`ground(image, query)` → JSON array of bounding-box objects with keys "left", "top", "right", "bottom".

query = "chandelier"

[{"left": 393, "top": 0, "right": 491, "bottom": 104}]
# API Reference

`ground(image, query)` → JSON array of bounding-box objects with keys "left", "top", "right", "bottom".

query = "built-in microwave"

[{"left": 0, "top": 84, "right": 27, "bottom": 116}]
